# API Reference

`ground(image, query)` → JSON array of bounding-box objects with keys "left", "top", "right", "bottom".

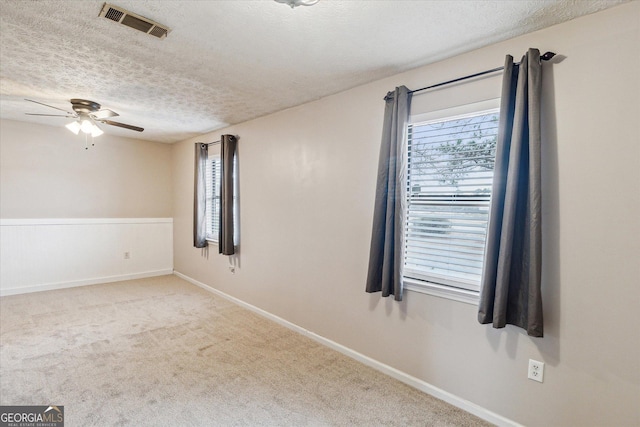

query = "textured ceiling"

[{"left": 0, "top": 0, "right": 627, "bottom": 143}]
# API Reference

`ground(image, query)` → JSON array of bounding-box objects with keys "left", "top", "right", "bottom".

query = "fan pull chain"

[{"left": 82, "top": 132, "right": 97, "bottom": 150}]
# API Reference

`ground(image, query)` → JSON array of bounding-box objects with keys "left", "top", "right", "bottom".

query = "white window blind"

[
  {"left": 204, "top": 142, "right": 238, "bottom": 244},
  {"left": 205, "top": 149, "right": 221, "bottom": 241},
  {"left": 405, "top": 108, "right": 499, "bottom": 292}
]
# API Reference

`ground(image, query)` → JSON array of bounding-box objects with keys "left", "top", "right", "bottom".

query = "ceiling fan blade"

[
  {"left": 24, "top": 99, "right": 74, "bottom": 115},
  {"left": 99, "top": 120, "right": 144, "bottom": 132},
  {"left": 91, "top": 109, "right": 119, "bottom": 120},
  {"left": 25, "top": 113, "right": 76, "bottom": 118}
]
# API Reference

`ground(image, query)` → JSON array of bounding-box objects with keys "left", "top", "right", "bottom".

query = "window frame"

[{"left": 403, "top": 98, "right": 500, "bottom": 305}]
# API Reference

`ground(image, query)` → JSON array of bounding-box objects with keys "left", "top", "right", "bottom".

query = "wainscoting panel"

[{"left": 0, "top": 218, "right": 173, "bottom": 295}]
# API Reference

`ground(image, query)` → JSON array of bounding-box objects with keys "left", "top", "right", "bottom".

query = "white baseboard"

[
  {"left": 173, "top": 270, "right": 521, "bottom": 427},
  {"left": 0, "top": 269, "right": 174, "bottom": 297}
]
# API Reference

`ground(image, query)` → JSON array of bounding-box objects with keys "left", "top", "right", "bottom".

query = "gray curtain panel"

[
  {"left": 219, "top": 134, "right": 237, "bottom": 255},
  {"left": 478, "top": 48, "right": 543, "bottom": 337},
  {"left": 365, "top": 86, "right": 412, "bottom": 301},
  {"left": 193, "top": 142, "right": 209, "bottom": 248}
]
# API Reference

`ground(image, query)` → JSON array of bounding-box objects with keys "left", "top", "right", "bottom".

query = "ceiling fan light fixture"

[
  {"left": 274, "top": 0, "right": 319, "bottom": 8},
  {"left": 65, "top": 116, "right": 103, "bottom": 138}
]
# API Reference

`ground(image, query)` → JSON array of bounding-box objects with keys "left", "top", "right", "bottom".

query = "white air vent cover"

[{"left": 99, "top": 3, "right": 170, "bottom": 39}]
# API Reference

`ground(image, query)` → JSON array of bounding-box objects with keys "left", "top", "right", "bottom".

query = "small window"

[
  {"left": 205, "top": 148, "right": 221, "bottom": 242},
  {"left": 404, "top": 101, "right": 499, "bottom": 301},
  {"left": 204, "top": 143, "right": 238, "bottom": 244}
]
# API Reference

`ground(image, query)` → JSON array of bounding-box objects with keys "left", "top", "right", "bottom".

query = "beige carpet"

[{"left": 0, "top": 275, "right": 491, "bottom": 426}]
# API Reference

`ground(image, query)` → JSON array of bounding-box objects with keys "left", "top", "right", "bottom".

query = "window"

[
  {"left": 205, "top": 143, "right": 240, "bottom": 245},
  {"left": 205, "top": 148, "right": 221, "bottom": 241},
  {"left": 404, "top": 101, "right": 499, "bottom": 301},
  {"left": 204, "top": 143, "right": 238, "bottom": 243}
]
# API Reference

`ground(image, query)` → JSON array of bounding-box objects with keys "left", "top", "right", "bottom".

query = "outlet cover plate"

[{"left": 528, "top": 359, "right": 544, "bottom": 383}]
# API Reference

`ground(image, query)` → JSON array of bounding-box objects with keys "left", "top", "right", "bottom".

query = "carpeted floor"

[{"left": 0, "top": 275, "right": 491, "bottom": 426}]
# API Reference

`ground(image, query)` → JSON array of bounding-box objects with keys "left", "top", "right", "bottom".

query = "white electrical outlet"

[
  {"left": 528, "top": 359, "right": 544, "bottom": 383},
  {"left": 124, "top": 251, "right": 130, "bottom": 260}
]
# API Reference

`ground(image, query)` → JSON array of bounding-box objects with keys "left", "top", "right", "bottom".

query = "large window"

[{"left": 404, "top": 101, "right": 499, "bottom": 299}]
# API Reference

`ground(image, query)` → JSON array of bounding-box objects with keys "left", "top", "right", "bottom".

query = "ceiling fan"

[{"left": 25, "top": 98, "right": 144, "bottom": 137}]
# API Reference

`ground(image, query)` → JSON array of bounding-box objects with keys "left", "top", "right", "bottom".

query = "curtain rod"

[
  {"left": 409, "top": 51, "right": 556, "bottom": 95},
  {"left": 207, "top": 140, "right": 221, "bottom": 146}
]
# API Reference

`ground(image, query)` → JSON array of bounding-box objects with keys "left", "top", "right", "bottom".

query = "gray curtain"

[
  {"left": 193, "top": 142, "right": 209, "bottom": 248},
  {"left": 478, "top": 48, "right": 543, "bottom": 337},
  {"left": 219, "top": 134, "right": 237, "bottom": 255},
  {"left": 365, "top": 86, "right": 412, "bottom": 301}
]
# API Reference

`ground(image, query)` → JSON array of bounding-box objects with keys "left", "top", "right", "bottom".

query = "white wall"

[
  {"left": 0, "top": 218, "right": 173, "bottom": 296},
  {"left": 171, "top": 3, "right": 640, "bottom": 426},
  {"left": 0, "top": 119, "right": 172, "bottom": 218},
  {"left": 0, "top": 120, "right": 174, "bottom": 293}
]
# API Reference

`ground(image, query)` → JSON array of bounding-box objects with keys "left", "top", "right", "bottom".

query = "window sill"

[
  {"left": 403, "top": 277, "right": 479, "bottom": 305},
  {"left": 205, "top": 239, "right": 240, "bottom": 253}
]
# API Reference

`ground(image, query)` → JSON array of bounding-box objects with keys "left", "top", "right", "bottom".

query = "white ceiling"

[{"left": 0, "top": 0, "right": 626, "bottom": 143}]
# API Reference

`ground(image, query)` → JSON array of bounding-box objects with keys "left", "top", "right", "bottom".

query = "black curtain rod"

[{"left": 409, "top": 51, "right": 556, "bottom": 95}]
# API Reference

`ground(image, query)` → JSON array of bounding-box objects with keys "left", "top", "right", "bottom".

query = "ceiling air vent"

[{"left": 99, "top": 3, "right": 171, "bottom": 39}]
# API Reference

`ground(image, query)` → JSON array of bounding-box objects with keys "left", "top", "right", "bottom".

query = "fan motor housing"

[{"left": 70, "top": 99, "right": 101, "bottom": 114}]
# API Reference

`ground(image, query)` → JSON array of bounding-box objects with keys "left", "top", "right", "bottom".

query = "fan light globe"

[
  {"left": 65, "top": 121, "right": 81, "bottom": 135},
  {"left": 80, "top": 119, "right": 94, "bottom": 134},
  {"left": 91, "top": 126, "right": 104, "bottom": 137}
]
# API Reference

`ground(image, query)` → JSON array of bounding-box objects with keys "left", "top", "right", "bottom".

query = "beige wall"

[
  {"left": 0, "top": 120, "right": 172, "bottom": 218},
  {"left": 186, "top": 3, "right": 634, "bottom": 426}
]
